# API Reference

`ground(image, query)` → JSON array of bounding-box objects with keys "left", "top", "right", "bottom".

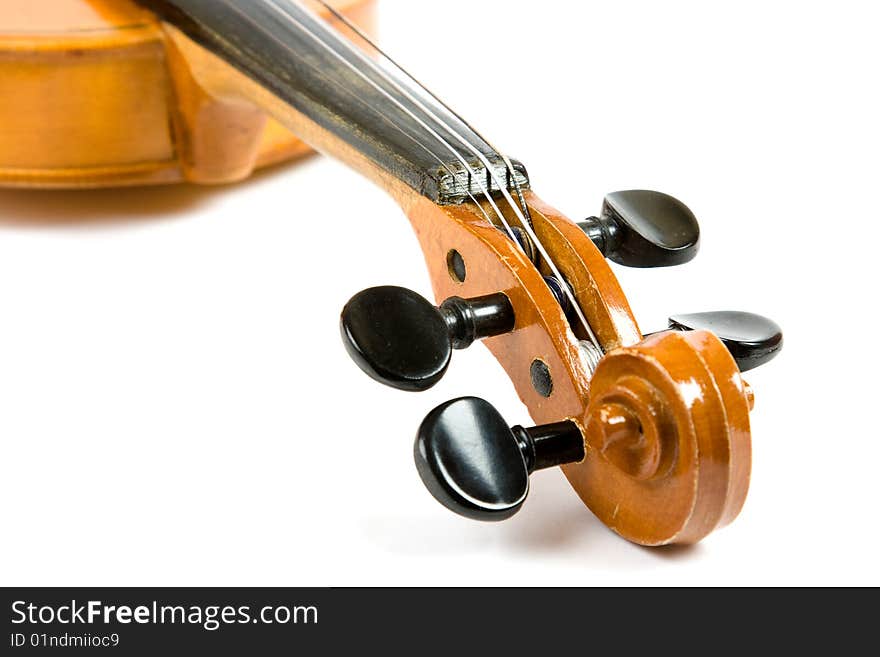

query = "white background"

[{"left": 1, "top": 0, "right": 878, "bottom": 586}]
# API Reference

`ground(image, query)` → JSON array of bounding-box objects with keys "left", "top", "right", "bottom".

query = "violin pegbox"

[{"left": 339, "top": 186, "right": 779, "bottom": 546}]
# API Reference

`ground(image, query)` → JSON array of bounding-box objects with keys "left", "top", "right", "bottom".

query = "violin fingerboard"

[{"left": 142, "top": 0, "right": 529, "bottom": 204}]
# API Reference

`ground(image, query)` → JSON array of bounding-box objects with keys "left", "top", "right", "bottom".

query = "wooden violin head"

[{"left": 372, "top": 188, "right": 767, "bottom": 546}]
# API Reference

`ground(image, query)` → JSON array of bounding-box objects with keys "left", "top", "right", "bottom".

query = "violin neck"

[{"left": 146, "top": 0, "right": 529, "bottom": 205}]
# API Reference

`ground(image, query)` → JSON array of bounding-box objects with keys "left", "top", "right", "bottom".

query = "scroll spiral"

[{"left": 568, "top": 330, "right": 753, "bottom": 546}]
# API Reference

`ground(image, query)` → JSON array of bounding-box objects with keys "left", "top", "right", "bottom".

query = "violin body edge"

[{"left": 0, "top": 0, "right": 377, "bottom": 189}]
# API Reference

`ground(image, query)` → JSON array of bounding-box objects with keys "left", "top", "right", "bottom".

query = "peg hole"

[
  {"left": 447, "top": 250, "right": 467, "bottom": 283},
  {"left": 530, "top": 359, "right": 553, "bottom": 398}
]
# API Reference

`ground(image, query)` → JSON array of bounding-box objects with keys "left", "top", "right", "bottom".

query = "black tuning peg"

[
  {"left": 578, "top": 190, "right": 700, "bottom": 268},
  {"left": 340, "top": 286, "right": 515, "bottom": 392},
  {"left": 669, "top": 311, "right": 783, "bottom": 372},
  {"left": 414, "top": 397, "right": 585, "bottom": 521}
]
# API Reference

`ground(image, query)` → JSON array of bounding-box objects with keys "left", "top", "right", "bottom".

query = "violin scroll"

[
  {"left": 573, "top": 328, "right": 754, "bottom": 544},
  {"left": 416, "top": 328, "right": 755, "bottom": 545}
]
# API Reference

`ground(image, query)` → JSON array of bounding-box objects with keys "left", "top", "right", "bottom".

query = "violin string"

[
  {"left": 214, "top": 0, "right": 500, "bottom": 231},
  {"left": 242, "top": 0, "right": 530, "bottom": 258},
  {"left": 308, "top": 1, "right": 599, "bottom": 347},
  {"left": 231, "top": 0, "right": 599, "bottom": 345},
  {"left": 315, "top": 1, "right": 534, "bottom": 227},
  {"left": 259, "top": 0, "right": 525, "bottom": 245},
  {"left": 307, "top": 0, "right": 598, "bottom": 346}
]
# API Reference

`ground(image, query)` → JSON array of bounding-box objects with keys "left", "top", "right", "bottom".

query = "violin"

[{"left": 0, "top": 0, "right": 783, "bottom": 546}]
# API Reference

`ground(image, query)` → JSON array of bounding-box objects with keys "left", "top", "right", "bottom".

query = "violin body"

[{"left": 0, "top": 0, "right": 375, "bottom": 187}]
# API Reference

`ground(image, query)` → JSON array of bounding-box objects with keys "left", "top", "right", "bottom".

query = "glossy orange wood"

[
  {"left": 575, "top": 331, "right": 751, "bottom": 545},
  {"left": 0, "top": 0, "right": 376, "bottom": 187},
  {"left": 399, "top": 192, "right": 753, "bottom": 546}
]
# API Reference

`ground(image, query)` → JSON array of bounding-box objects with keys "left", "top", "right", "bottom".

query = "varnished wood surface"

[
  {"left": 401, "top": 190, "right": 752, "bottom": 546},
  {"left": 0, "top": 0, "right": 376, "bottom": 187}
]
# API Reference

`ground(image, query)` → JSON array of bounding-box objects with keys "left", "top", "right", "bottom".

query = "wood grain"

[{"left": 0, "top": 0, "right": 376, "bottom": 187}]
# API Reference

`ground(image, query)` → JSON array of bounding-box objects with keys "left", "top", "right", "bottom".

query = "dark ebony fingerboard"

[{"left": 142, "top": 0, "right": 529, "bottom": 204}]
